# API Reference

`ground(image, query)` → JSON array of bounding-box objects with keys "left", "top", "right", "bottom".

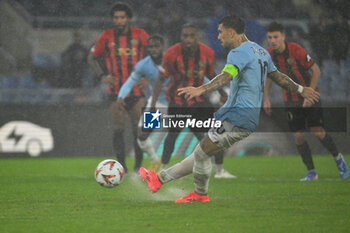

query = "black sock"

[
  {"left": 161, "top": 132, "right": 179, "bottom": 164},
  {"left": 113, "top": 129, "right": 127, "bottom": 173},
  {"left": 319, "top": 134, "right": 339, "bottom": 157},
  {"left": 296, "top": 142, "right": 314, "bottom": 170},
  {"left": 133, "top": 136, "right": 143, "bottom": 172},
  {"left": 214, "top": 150, "right": 224, "bottom": 165}
]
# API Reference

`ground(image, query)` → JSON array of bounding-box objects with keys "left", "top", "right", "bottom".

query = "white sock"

[
  {"left": 214, "top": 163, "right": 223, "bottom": 174},
  {"left": 137, "top": 138, "right": 158, "bottom": 163},
  {"left": 158, "top": 153, "right": 194, "bottom": 184},
  {"left": 335, "top": 153, "right": 342, "bottom": 161},
  {"left": 193, "top": 144, "right": 212, "bottom": 195},
  {"left": 159, "top": 163, "right": 168, "bottom": 171}
]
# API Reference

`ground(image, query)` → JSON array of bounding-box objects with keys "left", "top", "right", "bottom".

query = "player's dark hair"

[
  {"left": 266, "top": 22, "right": 284, "bottom": 33},
  {"left": 181, "top": 23, "right": 197, "bottom": 32},
  {"left": 219, "top": 15, "right": 245, "bottom": 34},
  {"left": 110, "top": 2, "right": 133, "bottom": 18},
  {"left": 148, "top": 35, "right": 164, "bottom": 45}
]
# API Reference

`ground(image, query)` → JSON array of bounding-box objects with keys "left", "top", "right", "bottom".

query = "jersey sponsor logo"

[
  {"left": 115, "top": 47, "right": 137, "bottom": 56},
  {"left": 183, "top": 70, "right": 204, "bottom": 79}
]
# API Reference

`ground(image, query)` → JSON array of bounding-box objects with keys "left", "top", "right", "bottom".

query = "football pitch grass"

[{"left": 1, "top": 155, "right": 349, "bottom": 233}]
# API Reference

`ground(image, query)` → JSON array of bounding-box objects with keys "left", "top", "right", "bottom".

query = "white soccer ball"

[{"left": 95, "top": 159, "right": 125, "bottom": 188}]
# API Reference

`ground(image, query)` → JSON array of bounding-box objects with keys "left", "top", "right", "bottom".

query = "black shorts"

[
  {"left": 108, "top": 94, "right": 144, "bottom": 111},
  {"left": 285, "top": 101, "right": 324, "bottom": 132}
]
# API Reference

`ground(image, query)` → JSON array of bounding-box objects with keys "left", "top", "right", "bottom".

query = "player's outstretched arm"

[
  {"left": 178, "top": 72, "right": 232, "bottom": 101},
  {"left": 88, "top": 52, "right": 115, "bottom": 86},
  {"left": 267, "top": 70, "right": 320, "bottom": 104},
  {"left": 207, "top": 73, "right": 228, "bottom": 105},
  {"left": 151, "top": 73, "right": 166, "bottom": 109},
  {"left": 118, "top": 73, "right": 138, "bottom": 100}
]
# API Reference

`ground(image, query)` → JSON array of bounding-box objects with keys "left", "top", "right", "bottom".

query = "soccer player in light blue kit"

[
  {"left": 116, "top": 35, "right": 168, "bottom": 170},
  {"left": 118, "top": 35, "right": 169, "bottom": 108},
  {"left": 139, "top": 15, "right": 320, "bottom": 203}
]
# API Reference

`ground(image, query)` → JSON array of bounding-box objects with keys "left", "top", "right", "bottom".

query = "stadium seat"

[
  {"left": 18, "top": 75, "right": 37, "bottom": 89},
  {"left": 2, "top": 76, "right": 18, "bottom": 89}
]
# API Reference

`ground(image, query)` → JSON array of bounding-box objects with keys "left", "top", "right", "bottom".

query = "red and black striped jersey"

[
  {"left": 159, "top": 43, "right": 215, "bottom": 106},
  {"left": 267, "top": 42, "right": 315, "bottom": 105},
  {"left": 92, "top": 27, "right": 149, "bottom": 97}
]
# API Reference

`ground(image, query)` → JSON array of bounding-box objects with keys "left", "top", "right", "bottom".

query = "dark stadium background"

[{"left": 1, "top": 0, "right": 350, "bottom": 158}]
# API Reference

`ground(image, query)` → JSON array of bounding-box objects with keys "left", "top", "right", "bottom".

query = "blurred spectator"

[
  {"left": 140, "top": 0, "right": 166, "bottom": 35},
  {"left": 329, "top": 14, "right": 350, "bottom": 66},
  {"left": 165, "top": 9, "right": 186, "bottom": 46},
  {"left": 206, "top": 5, "right": 226, "bottom": 59},
  {"left": 31, "top": 53, "right": 59, "bottom": 87},
  {"left": 286, "top": 26, "right": 309, "bottom": 51},
  {"left": 243, "top": 10, "right": 266, "bottom": 46},
  {"left": 314, "top": 0, "right": 350, "bottom": 20},
  {"left": 60, "top": 31, "right": 88, "bottom": 88},
  {"left": 256, "top": 0, "right": 302, "bottom": 18},
  {"left": 308, "top": 14, "right": 332, "bottom": 66}
]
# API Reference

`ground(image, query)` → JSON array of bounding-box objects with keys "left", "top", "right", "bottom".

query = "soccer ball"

[{"left": 95, "top": 159, "right": 125, "bottom": 188}]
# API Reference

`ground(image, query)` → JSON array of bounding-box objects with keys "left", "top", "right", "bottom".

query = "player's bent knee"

[
  {"left": 200, "top": 135, "right": 222, "bottom": 156},
  {"left": 294, "top": 131, "right": 305, "bottom": 145},
  {"left": 112, "top": 116, "right": 125, "bottom": 127},
  {"left": 110, "top": 105, "right": 125, "bottom": 125},
  {"left": 193, "top": 145, "right": 212, "bottom": 167},
  {"left": 138, "top": 131, "right": 149, "bottom": 141},
  {"left": 310, "top": 127, "right": 326, "bottom": 139}
]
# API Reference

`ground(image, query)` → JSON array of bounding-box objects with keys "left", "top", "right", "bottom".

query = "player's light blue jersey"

[
  {"left": 214, "top": 41, "right": 277, "bottom": 131},
  {"left": 118, "top": 56, "right": 169, "bottom": 105}
]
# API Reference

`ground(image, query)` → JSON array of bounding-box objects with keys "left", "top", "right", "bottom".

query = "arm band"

[
  {"left": 297, "top": 84, "right": 304, "bottom": 94},
  {"left": 222, "top": 64, "right": 239, "bottom": 79}
]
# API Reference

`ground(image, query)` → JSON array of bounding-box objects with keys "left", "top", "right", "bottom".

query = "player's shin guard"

[
  {"left": 214, "top": 150, "right": 224, "bottom": 165},
  {"left": 193, "top": 144, "right": 212, "bottom": 195},
  {"left": 319, "top": 134, "right": 339, "bottom": 157},
  {"left": 137, "top": 138, "right": 158, "bottom": 163},
  {"left": 133, "top": 137, "right": 143, "bottom": 172},
  {"left": 297, "top": 142, "right": 314, "bottom": 171},
  {"left": 161, "top": 133, "right": 178, "bottom": 165},
  {"left": 213, "top": 150, "right": 224, "bottom": 173},
  {"left": 158, "top": 152, "right": 194, "bottom": 184}
]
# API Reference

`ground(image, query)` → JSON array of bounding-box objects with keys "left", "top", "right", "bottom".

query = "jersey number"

[{"left": 258, "top": 59, "right": 268, "bottom": 90}]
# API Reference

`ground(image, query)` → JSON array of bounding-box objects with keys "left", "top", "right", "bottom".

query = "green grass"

[{"left": 0, "top": 155, "right": 349, "bottom": 233}]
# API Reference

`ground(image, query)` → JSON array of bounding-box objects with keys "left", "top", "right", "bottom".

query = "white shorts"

[{"left": 208, "top": 121, "right": 252, "bottom": 150}]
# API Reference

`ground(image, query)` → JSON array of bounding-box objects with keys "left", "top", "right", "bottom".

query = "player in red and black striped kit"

[
  {"left": 88, "top": 2, "right": 149, "bottom": 175},
  {"left": 150, "top": 24, "right": 235, "bottom": 178},
  {"left": 263, "top": 22, "right": 348, "bottom": 181}
]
